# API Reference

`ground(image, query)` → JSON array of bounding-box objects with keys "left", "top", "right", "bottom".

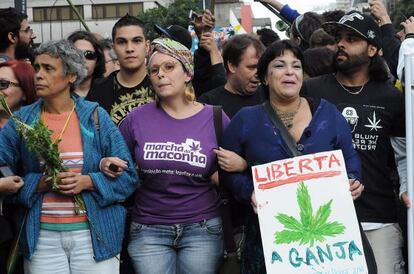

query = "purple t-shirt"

[{"left": 120, "top": 102, "right": 230, "bottom": 224}]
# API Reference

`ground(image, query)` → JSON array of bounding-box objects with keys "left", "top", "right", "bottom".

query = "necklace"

[
  {"left": 335, "top": 75, "right": 366, "bottom": 95},
  {"left": 271, "top": 98, "right": 302, "bottom": 129},
  {"left": 41, "top": 99, "right": 76, "bottom": 144}
]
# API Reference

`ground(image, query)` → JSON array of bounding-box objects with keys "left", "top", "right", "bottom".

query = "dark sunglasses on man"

[
  {"left": 83, "top": 50, "right": 97, "bottom": 60},
  {"left": 0, "top": 79, "right": 19, "bottom": 90}
]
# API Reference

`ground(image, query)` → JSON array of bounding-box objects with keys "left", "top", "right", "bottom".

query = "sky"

[{"left": 248, "top": 0, "right": 337, "bottom": 37}]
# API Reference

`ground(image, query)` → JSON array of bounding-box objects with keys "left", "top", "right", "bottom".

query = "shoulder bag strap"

[
  {"left": 212, "top": 106, "right": 238, "bottom": 253},
  {"left": 263, "top": 101, "right": 302, "bottom": 157},
  {"left": 212, "top": 105, "right": 222, "bottom": 144}
]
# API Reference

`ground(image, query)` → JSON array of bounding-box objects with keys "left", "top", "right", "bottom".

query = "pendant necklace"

[{"left": 272, "top": 98, "right": 302, "bottom": 129}]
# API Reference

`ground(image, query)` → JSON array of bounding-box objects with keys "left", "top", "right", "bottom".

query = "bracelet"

[{"left": 406, "top": 33, "right": 414, "bottom": 39}]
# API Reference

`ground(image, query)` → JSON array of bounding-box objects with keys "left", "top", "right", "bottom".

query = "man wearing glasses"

[{"left": 0, "top": 7, "right": 36, "bottom": 63}]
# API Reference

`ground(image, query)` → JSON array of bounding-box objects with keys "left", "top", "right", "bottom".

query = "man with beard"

[
  {"left": 198, "top": 34, "right": 265, "bottom": 118},
  {"left": 301, "top": 11, "right": 405, "bottom": 274},
  {"left": 0, "top": 7, "right": 36, "bottom": 63}
]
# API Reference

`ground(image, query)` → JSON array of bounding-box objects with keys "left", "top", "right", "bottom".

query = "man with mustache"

[
  {"left": 301, "top": 11, "right": 406, "bottom": 274},
  {"left": 0, "top": 7, "right": 36, "bottom": 63},
  {"left": 199, "top": 34, "right": 265, "bottom": 118}
]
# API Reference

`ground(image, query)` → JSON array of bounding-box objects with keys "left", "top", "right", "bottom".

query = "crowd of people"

[{"left": 0, "top": 0, "right": 413, "bottom": 273}]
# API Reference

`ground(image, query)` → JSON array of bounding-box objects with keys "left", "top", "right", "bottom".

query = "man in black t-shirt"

[
  {"left": 86, "top": 14, "right": 154, "bottom": 274},
  {"left": 301, "top": 11, "right": 405, "bottom": 274},
  {"left": 198, "top": 34, "right": 266, "bottom": 266},
  {"left": 86, "top": 14, "right": 154, "bottom": 126},
  {"left": 198, "top": 34, "right": 266, "bottom": 118}
]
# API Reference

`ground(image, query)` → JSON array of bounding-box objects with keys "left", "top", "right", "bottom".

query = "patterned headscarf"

[{"left": 149, "top": 38, "right": 194, "bottom": 78}]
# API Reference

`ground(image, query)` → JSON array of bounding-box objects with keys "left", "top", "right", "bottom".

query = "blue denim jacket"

[{"left": 0, "top": 96, "right": 138, "bottom": 261}]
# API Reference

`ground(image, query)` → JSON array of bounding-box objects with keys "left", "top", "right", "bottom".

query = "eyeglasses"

[
  {"left": 19, "top": 27, "right": 33, "bottom": 35},
  {"left": 83, "top": 50, "right": 97, "bottom": 60},
  {"left": 148, "top": 61, "right": 178, "bottom": 77},
  {"left": 0, "top": 79, "right": 20, "bottom": 90}
]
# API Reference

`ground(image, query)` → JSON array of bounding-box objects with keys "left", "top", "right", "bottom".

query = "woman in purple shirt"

[{"left": 107, "top": 38, "right": 228, "bottom": 274}]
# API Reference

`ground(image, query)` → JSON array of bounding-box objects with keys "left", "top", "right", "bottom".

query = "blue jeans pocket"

[
  {"left": 130, "top": 222, "right": 145, "bottom": 238},
  {"left": 203, "top": 217, "right": 223, "bottom": 236}
]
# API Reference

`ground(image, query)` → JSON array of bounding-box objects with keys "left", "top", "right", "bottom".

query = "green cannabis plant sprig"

[
  {"left": 274, "top": 182, "right": 345, "bottom": 247},
  {"left": 0, "top": 94, "right": 85, "bottom": 213}
]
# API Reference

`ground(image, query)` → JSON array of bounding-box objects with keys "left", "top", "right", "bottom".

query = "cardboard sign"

[{"left": 252, "top": 150, "right": 368, "bottom": 274}]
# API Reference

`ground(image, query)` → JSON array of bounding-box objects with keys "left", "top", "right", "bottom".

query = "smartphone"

[{"left": 0, "top": 165, "right": 14, "bottom": 177}]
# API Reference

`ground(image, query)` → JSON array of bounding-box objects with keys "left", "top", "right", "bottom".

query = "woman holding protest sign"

[{"left": 219, "top": 40, "right": 366, "bottom": 273}]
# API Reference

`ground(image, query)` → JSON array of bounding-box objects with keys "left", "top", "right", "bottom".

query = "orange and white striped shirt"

[{"left": 40, "top": 110, "right": 88, "bottom": 231}]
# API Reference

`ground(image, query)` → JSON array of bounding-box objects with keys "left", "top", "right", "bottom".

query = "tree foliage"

[
  {"left": 390, "top": 0, "right": 414, "bottom": 30},
  {"left": 137, "top": 0, "right": 201, "bottom": 40}
]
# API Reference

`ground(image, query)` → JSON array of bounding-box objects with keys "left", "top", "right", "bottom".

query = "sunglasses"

[
  {"left": 0, "top": 79, "right": 20, "bottom": 90},
  {"left": 83, "top": 50, "right": 97, "bottom": 60},
  {"left": 148, "top": 61, "right": 178, "bottom": 77}
]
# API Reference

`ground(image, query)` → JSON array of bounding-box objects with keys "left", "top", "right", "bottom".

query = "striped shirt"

[{"left": 40, "top": 109, "right": 88, "bottom": 231}]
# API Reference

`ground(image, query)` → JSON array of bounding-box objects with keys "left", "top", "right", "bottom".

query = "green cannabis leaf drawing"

[{"left": 274, "top": 182, "right": 345, "bottom": 247}]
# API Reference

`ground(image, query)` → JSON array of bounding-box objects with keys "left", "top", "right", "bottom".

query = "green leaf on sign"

[{"left": 274, "top": 182, "right": 345, "bottom": 247}]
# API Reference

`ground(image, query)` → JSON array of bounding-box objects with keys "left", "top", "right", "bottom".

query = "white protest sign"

[{"left": 252, "top": 150, "right": 368, "bottom": 274}]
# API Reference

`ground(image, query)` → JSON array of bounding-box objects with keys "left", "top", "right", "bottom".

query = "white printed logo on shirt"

[
  {"left": 364, "top": 111, "right": 383, "bottom": 131},
  {"left": 143, "top": 139, "right": 207, "bottom": 167},
  {"left": 341, "top": 106, "right": 380, "bottom": 151},
  {"left": 342, "top": 107, "right": 359, "bottom": 133}
]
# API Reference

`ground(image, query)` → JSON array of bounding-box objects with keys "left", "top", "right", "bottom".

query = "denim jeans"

[
  {"left": 24, "top": 229, "right": 119, "bottom": 274},
  {"left": 128, "top": 217, "right": 223, "bottom": 274}
]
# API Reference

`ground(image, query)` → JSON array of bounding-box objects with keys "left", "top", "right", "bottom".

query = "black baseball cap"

[
  {"left": 154, "top": 24, "right": 192, "bottom": 50},
  {"left": 322, "top": 10, "right": 382, "bottom": 49}
]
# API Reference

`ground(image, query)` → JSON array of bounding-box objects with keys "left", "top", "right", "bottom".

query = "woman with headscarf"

[
  {"left": 0, "top": 39, "right": 137, "bottom": 274},
  {"left": 116, "top": 38, "right": 227, "bottom": 274}
]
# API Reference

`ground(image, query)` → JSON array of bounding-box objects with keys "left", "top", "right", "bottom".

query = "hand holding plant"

[{"left": 0, "top": 93, "right": 85, "bottom": 213}]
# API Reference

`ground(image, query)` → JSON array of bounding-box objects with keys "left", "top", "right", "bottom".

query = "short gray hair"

[{"left": 34, "top": 39, "right": 87, "bottom": 91}]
